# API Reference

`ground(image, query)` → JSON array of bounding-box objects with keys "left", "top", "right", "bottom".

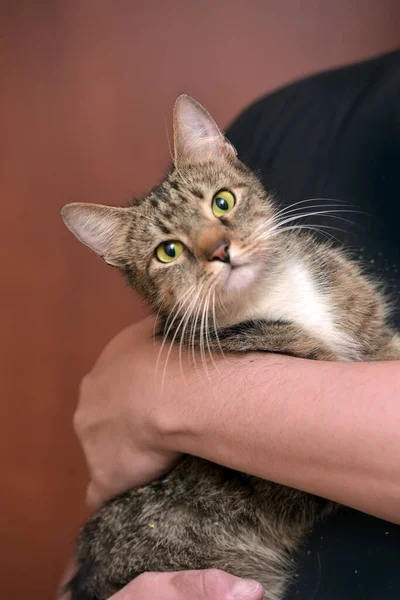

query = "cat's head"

[{"left": 61, "top": 95, "right": 278, "bottom": 326}]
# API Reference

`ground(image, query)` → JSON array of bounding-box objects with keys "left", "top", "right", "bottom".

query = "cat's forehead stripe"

[
  {"left": 190, "top": 188, "right": 204, "bottom": 199},
  {"left": 155, "top": 219, "right": 171, "bottom": 235},
  {"left": 232, "top": 182, "right": 249, "bottom": 189}
]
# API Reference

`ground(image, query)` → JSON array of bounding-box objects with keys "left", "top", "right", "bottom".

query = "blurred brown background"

[{"left": 2, "top": 1, "right": 400, "bottom": 598}]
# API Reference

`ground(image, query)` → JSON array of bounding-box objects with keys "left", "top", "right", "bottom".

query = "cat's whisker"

[
  {"left": 178, "top": 291, "right": 200, "bottom": 379},
  {"left": 215, "top": 289, "right": 228, "bottom": 317},
  {"left": 298, "top": 227, "right": 341, "bottom": 244},
  {"left": 201, "top": 288, "right": 220, "bottom": 376},
  {"left": 198, "top": 293, "right": 206, "bottom": 377},
  {"left": 281, "top": 225, "right": 342, "bottom": 244},
  {"left": 152, "top": 305, "right": 164, "bottom": 344},
  {"left": 163, "top": 289, "right": 192, "bottom": 335},
  {"left": 155, "top": 285, "right": 196, "bottom": 380},
  {"left": 268, "top": 209, "right": 358, "bottom": 233},
  {"left": 176, "top": 283, "right": 207, "bottom": 381},
  {"left": 152, "top": 294, "right": 172, "bottom": 343},
  {"left": 266, "top": 223, "right": 350, "bottom": 244},
  {"left": 272, "top": 197, "right": 351, "bottom": 221},
  {"left": 273, "top": 203, "right": 358, "bottom": 224},
  {"left": 252, "top": 204, "right": 361, "bottom": 241},
  {"left": 250, "top": 203, "right": 357, "bottom": 243},
  {"left": 190, "top": 283, "right": 207, "bottom": 372},
  {"left": 204, "top": 292, "right": 218, "bottom": 372},
  {"left": 203, "top": 276, "right": 228, "bottom": 317},
  {"left": 275, "top": 223, "right": 351, "bottom": 236},
  {"left": 199, "top": 291, "right": 213, "bottom": 383},
  {"left": 159, "top": 284, "right": 201, "bottom": 391},
  {"left": 212, "top": 290, "right": 226, "bottom": 361},
  {"left": 252, "top": 217, "right": 276, "bottom": 236},
  {"left": 252, "top": 211, "right": 358, "bottom": 247},
  {"left": 162, "top": 290, "right": 190, "bottom": 334}
]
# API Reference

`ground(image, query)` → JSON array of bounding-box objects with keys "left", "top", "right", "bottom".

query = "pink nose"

[{"left": 209, "top": 241, "right": 230, "bottom": 263}]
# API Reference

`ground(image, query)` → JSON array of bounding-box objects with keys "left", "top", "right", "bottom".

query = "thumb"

[
  {"left": 188, "top": 570, "right": 264, "bottom": 599},
  {"left": 111, "top": 570, "right": 264, "bottom": 600}
]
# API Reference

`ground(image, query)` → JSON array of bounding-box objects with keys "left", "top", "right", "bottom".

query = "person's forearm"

[
  {"left": 74, "top": 318, "right": 400, "bottom": 519},
  {"left": 165, "top": 355, "right": 400, "bottom": 523}
]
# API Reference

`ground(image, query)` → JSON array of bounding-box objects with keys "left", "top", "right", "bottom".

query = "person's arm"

[
  {"left": 75, "top": 318, "right": 400, "bottom": 523},
  {"left": 168, "top": 350, "right": 400, "bottom": 523}
]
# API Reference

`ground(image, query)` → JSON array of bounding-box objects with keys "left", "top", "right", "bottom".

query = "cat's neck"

[
  {"left": 233, "top": 244, "right": 353, "bottom": 356},
  {"left": 248, "top": 252, "right": 327, "bottom": 325}
]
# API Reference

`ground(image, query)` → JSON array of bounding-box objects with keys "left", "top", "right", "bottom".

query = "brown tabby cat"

[{"left": 61, "top": 95, "right": 400, "bottom": 600}]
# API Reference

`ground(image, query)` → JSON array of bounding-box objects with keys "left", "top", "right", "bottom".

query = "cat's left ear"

[
  {"left": 61, "top": 203, "right": 131, "bottom": 267},
  {"left": 173, "top": 94, "right": 237, "bottom": 165}
]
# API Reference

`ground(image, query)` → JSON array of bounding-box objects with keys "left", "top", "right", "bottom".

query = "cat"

[{"left": 61, "top": 95, "right": 400, "bottom": 600}]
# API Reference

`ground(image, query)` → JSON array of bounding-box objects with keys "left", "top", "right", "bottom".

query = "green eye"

[
  {"left": 212, "top": 190, "right": 236, "bottom": 217},
  {"left": 155, "top": 240, "right": 184, "bottom": 263}
]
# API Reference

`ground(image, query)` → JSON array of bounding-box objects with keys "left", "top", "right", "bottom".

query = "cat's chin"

[{"left": 223, "top": 263, "right": 261, "bottom": 294}]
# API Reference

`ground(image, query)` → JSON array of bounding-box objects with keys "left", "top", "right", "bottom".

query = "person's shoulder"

[{"left": 227, "top": 49, "right": 400, "bottom": 140}]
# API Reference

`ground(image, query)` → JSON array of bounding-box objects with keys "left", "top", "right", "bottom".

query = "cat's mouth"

[{"left": 221, "top": 260, "right": 262, "bottom": 294}]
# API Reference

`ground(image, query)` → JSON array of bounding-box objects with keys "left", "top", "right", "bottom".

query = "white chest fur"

[{"left": 247, "top": 258, "right": 356, "bottom": 358}]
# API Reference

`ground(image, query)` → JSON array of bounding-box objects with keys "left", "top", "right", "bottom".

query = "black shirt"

[{"left": 226, "top": 49, "right": 400, "bottom": 599}]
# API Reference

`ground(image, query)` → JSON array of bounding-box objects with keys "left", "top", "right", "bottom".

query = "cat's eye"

[
  {"left": 155, "top": 240, "right": 184, "bottom": 263},
  {"left": 212, "top": 190, "right": 236, "bottom": 217}
]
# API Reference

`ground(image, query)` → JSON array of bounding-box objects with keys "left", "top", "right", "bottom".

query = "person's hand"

[
  {"left": 57, "top": 564, "right": 263, "bottom": 600},
  {"left": 56, "top": 558, "right": 263, "bottom": 600},
  {"left": 74, "top": 316, "right": 205, "bottom": 510},
  {"left": 110, "top": 571, "right": 263, "bottom": 600}
]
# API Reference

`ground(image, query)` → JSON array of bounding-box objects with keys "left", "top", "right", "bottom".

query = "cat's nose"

[{"left": 209, "top": 241, "right": 230, "bottom": 263}]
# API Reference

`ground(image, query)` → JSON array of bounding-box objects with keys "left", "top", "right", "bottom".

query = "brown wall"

[{"left": 2, "top": 1, "right": 400, "bottom": 598}]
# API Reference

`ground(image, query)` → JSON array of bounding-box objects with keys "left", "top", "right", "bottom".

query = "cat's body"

[{"left": 62, "top": 95, "right": 400, "bottom": 600}]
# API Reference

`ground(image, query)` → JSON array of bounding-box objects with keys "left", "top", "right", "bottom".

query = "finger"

[
  {"left": 172, "top": 570, "right": 264, "bottom": 600},
  {"left": 86, "top": 472, "right": 136, "bottom": 511}
]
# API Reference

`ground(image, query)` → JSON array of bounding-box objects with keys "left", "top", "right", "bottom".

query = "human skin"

[
  {"left": 76, "top": 317, "right": 400, "bottom": 524},
  {"left": 57, "top": 563, "right": 264, "bottom": 600}
]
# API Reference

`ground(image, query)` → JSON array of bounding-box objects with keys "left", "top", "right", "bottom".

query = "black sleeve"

[
  {"left": 225, "top": 50, "right": 400, "bottom": 600},
  {"left": 226, "top": 49, "right": 400, "bottom": 225}
]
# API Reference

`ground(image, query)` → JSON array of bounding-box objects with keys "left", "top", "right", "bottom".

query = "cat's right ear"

[
  {"left": 173, "top": 94, "right": 237, "bottom": 166},
  {"left": 61, "top": 203, "right": 130, "bottom": 267}
]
